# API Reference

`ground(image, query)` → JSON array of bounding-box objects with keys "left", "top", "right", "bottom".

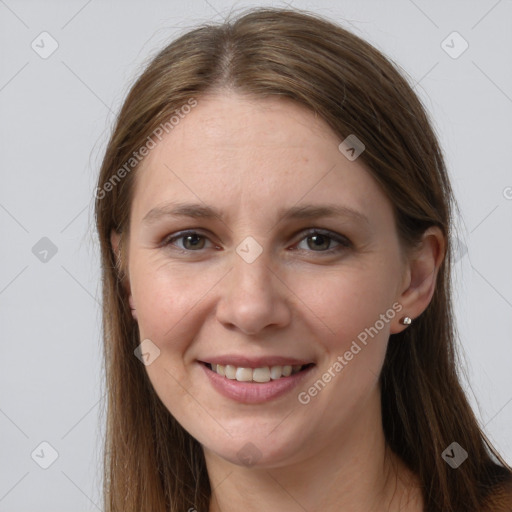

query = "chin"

[{"left": 201, "top": 427, "right": 307, "bottom": 469}]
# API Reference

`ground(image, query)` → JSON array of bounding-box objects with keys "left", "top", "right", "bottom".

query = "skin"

[{"left": 111, "top": 92, "right": 445, "bottom": 511}]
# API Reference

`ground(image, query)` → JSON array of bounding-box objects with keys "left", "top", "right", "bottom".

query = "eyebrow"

[{"left": 142, "top": 201, "right": 369, "bottom": 226}]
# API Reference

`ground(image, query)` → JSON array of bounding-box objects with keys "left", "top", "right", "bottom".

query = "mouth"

[
  {"left": 201, "top": 362, "right": 315, "bottom": 383},
  {"left": 199, "top": 360, "right": 316, "bottom": 404}
]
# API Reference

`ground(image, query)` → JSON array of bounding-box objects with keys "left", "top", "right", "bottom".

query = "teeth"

[
  {"left": 253, "top": 367, "right": 271, "bottom": 383},
  {"left": 225, "top": 365, "right": 236, "bottom": 379},
  {"left": 210, "top": 363, "right": 307, "bottom": 382},
  {"left": 270, "top": 365, "right": 283, "bottom": 380},
  {"left": 235, "top": 367, "right": 253, "bottom": 382}
]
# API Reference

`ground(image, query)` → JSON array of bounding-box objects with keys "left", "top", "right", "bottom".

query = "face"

[{"left": 119, "top": 92, "right": 410, "bottom": 468}]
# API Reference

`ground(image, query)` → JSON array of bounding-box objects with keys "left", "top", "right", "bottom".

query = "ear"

[
  {"left": 110, "top": 229, "right": 137, "bottom": 321},
  {"left": 390, "top": 226, "right": 446, "bottom": 334},
  {"left": 110, "top": 229, "right": 121, "bottom": 255},
  {"left": 110, "top": 229, "right": 123, "bottom": 274}
]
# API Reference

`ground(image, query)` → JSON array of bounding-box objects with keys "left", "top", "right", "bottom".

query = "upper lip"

[{"left": 199, "top": 355, "right": 315, "bottom": 368}]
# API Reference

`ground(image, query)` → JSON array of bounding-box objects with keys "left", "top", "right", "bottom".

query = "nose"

[{"left": 215, "top": 250, "right": 292, "bottom": 336}]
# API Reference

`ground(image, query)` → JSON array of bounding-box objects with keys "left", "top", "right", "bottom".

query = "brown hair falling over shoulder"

[{"left": 95, "top": 7, "right": 512, "bottom": 512}]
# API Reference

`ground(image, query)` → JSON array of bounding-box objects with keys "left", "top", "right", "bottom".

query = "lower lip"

[{"left": 200, "top": 363, "right": 315, "bottom": 404}]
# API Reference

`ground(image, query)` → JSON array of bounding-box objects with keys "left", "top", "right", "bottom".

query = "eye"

[
  {"left": 161, "top": 228, "right": 351, "bottom": 256},
  {"left": 293, "top": 229, "right": 351, "bottom": 254},
  {"left": 162, "top": 230, "right": 215, "bottom": 252}
]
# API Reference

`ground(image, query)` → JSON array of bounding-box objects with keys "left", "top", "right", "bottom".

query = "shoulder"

[{"left": 482, "top": 474, "right": 512, "bottom": 512}]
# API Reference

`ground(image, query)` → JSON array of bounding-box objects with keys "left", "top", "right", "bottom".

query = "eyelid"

[
  {"left": 160, "top": 229, "right": 218, "bottom": 250},
  {"left": 161, "top": 227, "right": 351, "bottom": 254},
  {"left": 292, "top": 227, "right": 351, "bottom": 253},
  {"left": 297, "top": 227, "right": 351, "bottom": 244}
]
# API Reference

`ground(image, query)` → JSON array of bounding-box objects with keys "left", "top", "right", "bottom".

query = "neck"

[{"left": 205, "top": 389, "right": 423, "bottom": 512}]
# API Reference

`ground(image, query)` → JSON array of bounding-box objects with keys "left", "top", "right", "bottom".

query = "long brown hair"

[{"left": 94, "top": 7, "right": 511, "bottom": 511}]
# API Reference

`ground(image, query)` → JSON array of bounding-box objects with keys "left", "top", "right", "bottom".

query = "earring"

[{"left": 400, "top": 316, "right": 412, "bottom": 325}]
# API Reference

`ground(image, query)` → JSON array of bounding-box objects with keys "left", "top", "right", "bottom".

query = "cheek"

[
  {"left": 292, "top": 268, "right": 395, "bottom": 408},
  {"left": 130, "top": 264, "right": 205, "bottom": 415},
  {"left": 131, "top": 259, "right": 211, "bottom": 343},
  {"left": 293, "top": 274, "right": 394, "bottom": 422},
  {"left": 293, "top": 268, "right": 395, "bottom": 350}
]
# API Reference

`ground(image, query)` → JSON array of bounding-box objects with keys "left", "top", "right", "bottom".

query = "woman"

[{"left": 94, "top": 7, "right": 512, "bottom": 512}]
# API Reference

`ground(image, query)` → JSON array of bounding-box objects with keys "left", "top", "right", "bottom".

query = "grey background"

[{"left": 1, "top": 0, "right": 511, "bottom": 510}]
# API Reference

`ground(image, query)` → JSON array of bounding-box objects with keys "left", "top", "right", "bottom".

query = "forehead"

[
  {"left": 130, "top": 93, "right": 391, "bottom": 227},
  {"left": 144, "top": 93, "right": 339, "bottom": 164}
]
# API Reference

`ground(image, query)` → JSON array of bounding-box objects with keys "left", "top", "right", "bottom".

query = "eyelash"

[{"left": 161, "top": 228, "right": 352, "bottom": 256}]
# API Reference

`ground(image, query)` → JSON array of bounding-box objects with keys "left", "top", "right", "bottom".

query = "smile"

[
  {"left": 204, "top": 362, "right": 313, "bottom": 383},
  {"left": 199, "top": 361, "right": 316, "bottom": 404}
]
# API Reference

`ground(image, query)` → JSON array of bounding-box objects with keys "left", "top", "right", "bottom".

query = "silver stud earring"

[{"left": 400, "top": 316, "right": 412, "bottom": 325}]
